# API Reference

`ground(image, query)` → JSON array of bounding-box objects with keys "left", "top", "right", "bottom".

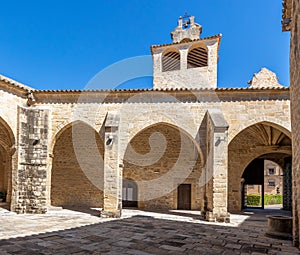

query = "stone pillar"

[
  {"left": 101, "top": 112, "right": 122, "bottom": 218},
  {"left": 203, "top": 110, "right": 230, "bottom": 222},
  {"left": 11, "top": 106, "right": 49, "bottom": 214}
]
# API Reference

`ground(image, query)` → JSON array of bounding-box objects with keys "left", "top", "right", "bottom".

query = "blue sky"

[{"left": 0, "top": 1, "right": 289, "bottom": 90}]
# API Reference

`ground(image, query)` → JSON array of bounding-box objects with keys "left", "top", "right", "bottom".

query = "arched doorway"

[
  {"left": 0, "top": 117, "right": 15, "bottom": 207},
  {"left": 241, "top": 154, "right": 291, "bottom": 210},
  {"left": 123, "top": 122, "right": 203, "bottom": 210},
  {"left": 51, "top": 121, "right": 104, "bottom": 208},
  {"left": 228, "top": 122, "right": 292, "bottom": 211}
]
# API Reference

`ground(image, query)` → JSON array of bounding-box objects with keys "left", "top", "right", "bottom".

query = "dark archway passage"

[{"left": 241, "top": 155, "right": 291, "bottom": 210}]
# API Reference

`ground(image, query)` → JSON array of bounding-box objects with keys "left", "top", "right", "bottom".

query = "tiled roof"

[
  {"left": 0, "top": 73, "right": 289, "bottom": 98},
  {"left": 150, "top": 34, "right": 222, "bottom": 53},
  {"left": 33, "top": 86, "right": 289, "bottom": 94},
  {"left": 0, "top": 74, "right": 33, "bottom": 92}
]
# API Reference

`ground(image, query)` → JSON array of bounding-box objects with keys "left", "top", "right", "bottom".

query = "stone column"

[
  {"left": 203, "top": 110, "right": 230, "bottom": 222},
  {"left": 101, "top": 112, "right": 122, "bottom": 218},
  {"left": 11, "top": 106, "right": 49, "bottom": 214}
]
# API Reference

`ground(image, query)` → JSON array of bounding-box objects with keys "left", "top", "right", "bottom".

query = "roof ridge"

[
  {"left": 0, "top": 74, "right": 34, "bottom": 91},
  {"left": 150, "top": 34, "right": 222, "bottom": 49}
]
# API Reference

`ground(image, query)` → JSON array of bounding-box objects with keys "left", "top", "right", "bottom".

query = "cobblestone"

[{"left": 0, "top": 207, "right": 299, "bottom": 254}]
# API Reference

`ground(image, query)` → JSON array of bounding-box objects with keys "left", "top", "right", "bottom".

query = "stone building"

[
  {"left": 0, "top": 15, "right": 293, "bottom": 223},
  {"left": 245, "top": 160, "right": 283, "bottom": 197},
  {"left": 282, "top": 0, "right": 300, "bottom": 248},
  {"left": 264, "top": 160, "right": 283, "bottom": 195}
]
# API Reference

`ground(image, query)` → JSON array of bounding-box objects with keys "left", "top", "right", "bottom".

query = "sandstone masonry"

[{"left": 0, "top": 15, "right": 293, "bottom": 225}]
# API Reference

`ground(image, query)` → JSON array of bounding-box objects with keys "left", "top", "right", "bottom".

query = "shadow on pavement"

[{"left": 0, "top": 207, "right": 299, "bottom": 254}]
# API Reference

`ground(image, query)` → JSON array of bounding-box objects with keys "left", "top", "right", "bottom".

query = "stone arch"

[
  {"left": 126, "top": 121, "right": 204, "bottom": 165},
  {"left": 0, "top": 117, "right": 15, "bottom": 150},
  {"left": 228, "top": 121, "right": 292, "bottom": 211},
  {"left": 49, "top": 119, "right": 98, "bottom": 155},
  {"left": 0, "top": 117, "right": 15, "bottom": 205},
  {"left": 50, "top": 120, "right": 104, "bottom": 208},
  {"left": 162, "top": 48, "right": 181, "bottom": 72},
  {"left": 228, "top": 118, "right": 291, "bottom": 144},
  {"left": 122, "top": 122, "right": 204, "bottom": 210},
  {"left": 187, "top": 43, "right": 208, "bottom": 68}
]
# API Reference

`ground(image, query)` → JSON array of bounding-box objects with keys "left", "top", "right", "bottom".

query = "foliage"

[
  {"left": 246, "top": 194, "right": 261, "bottom": 206},
  {"left": 264, "top": 194, "right": 282, "bottom": 205},
  {"left": 246, "top": 194, "right": 283, "bottom": 206}
]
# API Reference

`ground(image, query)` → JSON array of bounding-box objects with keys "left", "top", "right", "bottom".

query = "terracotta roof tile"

[
  {"left": 33, "top": 86, "right": 289, "bottom": 94},
  {"left": 150, "top": 34, "right": 222, "bottom": 53},
  {"left": 0, "top": 74, "right": 34, "bottom": 92}
]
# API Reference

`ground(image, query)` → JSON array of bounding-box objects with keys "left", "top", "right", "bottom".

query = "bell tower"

[
  {"left": 151, "top": 14, "right": 221, "bottom": 90},
  {"left": 171, "top": 14, "right": 202, "bottom": 43}
]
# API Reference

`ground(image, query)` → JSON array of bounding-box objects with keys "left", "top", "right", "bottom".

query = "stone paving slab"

[{"left": 0, "top": 207, "right": 299, "bottom": 254}]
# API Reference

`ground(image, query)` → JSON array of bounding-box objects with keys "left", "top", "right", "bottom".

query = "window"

[
  {"left": 162, "top": 51, "right": 180, "bottom": 72},
  {"left": 268, "top": 168, "right": 275, "bottom": 175},
  {"left": 187, "top": 47, "right": 208, "bottom": 68},
  {"left": 268, "top": 181, "right": 275, "bottom": 187}
]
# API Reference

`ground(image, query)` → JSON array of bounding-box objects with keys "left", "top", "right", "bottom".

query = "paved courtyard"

[{"left": 0, "top": 204, "right": 299, "bottom": 255}]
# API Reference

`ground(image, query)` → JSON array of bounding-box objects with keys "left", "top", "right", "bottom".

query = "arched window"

[
  {"left": 162, "top": 50, "right": 180, "bottom": 72},
  {"left": 187, "top": 47, "right": 208, "bottom": 68}
]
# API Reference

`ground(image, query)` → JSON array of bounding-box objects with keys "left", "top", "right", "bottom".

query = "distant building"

[{"left": 246, "top": 160, "right": 283, "bottom": 196}]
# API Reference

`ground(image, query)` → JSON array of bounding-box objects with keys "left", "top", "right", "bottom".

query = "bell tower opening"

[{"left": 151, "top": 14, "right": 221, "bottom": 90}]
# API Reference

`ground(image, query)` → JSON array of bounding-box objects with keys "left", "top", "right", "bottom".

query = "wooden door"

[{"left": 177, "top": 184, "right": 191, "bottom": 210}]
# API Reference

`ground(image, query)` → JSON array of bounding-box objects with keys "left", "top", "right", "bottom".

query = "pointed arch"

[
  {"left": 0, "top": 117, "right": 15, "bottom": 150},
  {"left": 50, "top": 120, "right": 104, "bottom": 208},
  {"left": 122, "top": 122, "right": 204, "bottom": 210},
  {"left": 0, "top": 116, "right": 15, "bottom": 206},
  {"left": 228, "top": 121, "right": 292, "bottom": 212}
]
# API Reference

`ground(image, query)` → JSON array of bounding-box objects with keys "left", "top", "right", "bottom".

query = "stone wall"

[
  {"left": 0, "top": 85, "right": 27, "bottom": 207},
  {"left": 152, "top": 38, "right": 219, "bottom": 89},
  {"left": 290, "top": 0, "right": 300, "bottom": 247},
  {"left": 0, "top": 84, "right": 292, "bottom": 217},
  {"left": 33, "top": 89, "right": 291, "bottom": 213},
  {"left": 11, "top": 107, "right": 49, "bottom": 214},
  {"left": 51, "top": 121, "right": 104, "bottom": 208},
  {"left": 123, "top": 123, "right": 203, "bottom": 210}
]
